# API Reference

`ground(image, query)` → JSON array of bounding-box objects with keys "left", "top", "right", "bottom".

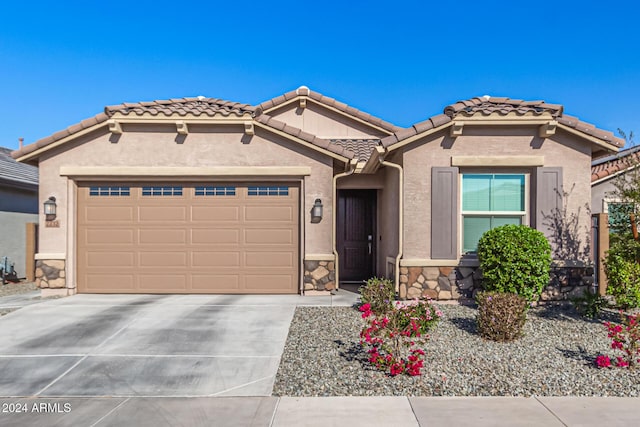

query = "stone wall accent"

[
  {"left": 399, "top": 264, "right": 594, "bottom": 302},
  {"left": 303, "top": 260, "right": 335, "bottom": 291},
  {"left": 35, "top": 259, "right": 66, "bottom": 289}
]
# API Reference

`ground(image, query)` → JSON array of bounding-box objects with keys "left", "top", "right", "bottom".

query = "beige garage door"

[{"left": 77, "top": 183, "right": 299, "bottom": 294}]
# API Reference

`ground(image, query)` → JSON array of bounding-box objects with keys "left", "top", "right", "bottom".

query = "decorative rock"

[
  {"left": 472, "top": 268, "right": 483, "bottom": 280},
  {"left": 407, "top": 286, "right": 422, "bottom": 299},
  {"left": 457, "top": 275, "right": 474, "bottom": 290},
  {"left": 325, "top": 281, "right": 336, "bottom": 291},
  {"left": 458, "top": 267, "right": 474, "bottom": 277},
  {"left": 438, "top": 276, "right": 451, "bottom": 291},
  {"left": 422, "top": 289, "right": 438, "bottom": 299},
  {"left": 424, "top": 267, "right": 439, "bottom": 281},
  {"left": 304, "top": 283, "right": 315, "bottom": 291},
  {"left": 400, "top": 267, "right": 408, "bottom": 274},
  {"left": 417, "top": 274, "right": 425, "bottom": 284},
  {"left": 47, "top": 260, "right": 65, "bottom": 270},
  {"left": 439, "top": 266, "right": 453, "bottom": 276},
  {"left": 48, "top": 278, "right": 65, "bottom": 288},
  {"left": 426, "top": 280, "right": 438, "bottom": 290},
  {"left": 408, "top": 267, "right": 422, "bottom": 285},
  {"left": 399, "top": 284, "right": 407, "bottom": 299},
  {"left": 400, "top": 274, "right": 408, "bottom": 283},
  {"left": 310, "top": 266, "right": 329, "bottom": 281},
  {"left": 328, "top": 262, "right": 335, "bottom": 271},
  {"left": 438, "top": 290, "right": 452, "bottom": 300}
]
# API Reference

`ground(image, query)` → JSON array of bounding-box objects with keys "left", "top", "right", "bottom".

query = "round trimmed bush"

[{"left": 477, "top": 224, "right": 552, "bottom": 303}]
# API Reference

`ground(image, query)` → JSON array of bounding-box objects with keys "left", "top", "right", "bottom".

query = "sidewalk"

[{"left": 0, "top": 396, "right": 638, "bottom": 426}]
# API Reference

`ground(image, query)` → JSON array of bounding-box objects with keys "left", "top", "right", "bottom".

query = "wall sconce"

[
  {"left": 44, "top": 196, "right": 57, "bottom": 221},
  {"left": 311, "top": 198, "right": 323, "bottom": 223}
]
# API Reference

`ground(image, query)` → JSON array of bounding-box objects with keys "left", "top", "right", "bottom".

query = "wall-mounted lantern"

[
  {"left": 311, "top": 198, "right": 323, "bottom": 223},
  {"left": 44, "top": 196, "right": 57, "bottom": 221}
]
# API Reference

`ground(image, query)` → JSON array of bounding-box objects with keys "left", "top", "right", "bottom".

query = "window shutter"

[
  {"left": 535, "top": 167, "right": 563, "bottom": 239},
  {"left": 431, "top": 167, "right": 459, "bottom": 259}
]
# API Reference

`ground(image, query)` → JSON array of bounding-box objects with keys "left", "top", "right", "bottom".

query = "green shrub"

[
  {"left": 476, "top": 291, "right": 528, "bottom": 341},
  {"left": 604, "top": 249, "right": 640, "bottom": 309},
  {"left": 359, "top": 277, "right": 395, "bottom": 316},
  {"left": 570, "top": 288, "right": 609, "bottom": 319},
  {"left": 477, "top": 224, "right": 552, "bottom": 302}
]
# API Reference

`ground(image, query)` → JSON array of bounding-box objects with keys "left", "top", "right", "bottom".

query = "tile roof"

[
  {"left": 591, "top": 145, "right": 640, "bottom": 182},
  {"left": 330, "top": 139, "right": 381, "bottom": 162},
  {"left": 0, "top": 146, "right": 38, "bottom": 187},
  {"left": 382, "top": 96, "right": 624, "bottom": 149},
  {"left": 258, "top": 86, "right": 403, "bottom": 134},
  {"left": 12, "top": 97, "right": 259, "bottom": 160},
  {"left": 254, "top": 115, "right": 356, "bottom": 160},
  {"left": 105, "top": 97, "right": 259, "bottom": 118}
]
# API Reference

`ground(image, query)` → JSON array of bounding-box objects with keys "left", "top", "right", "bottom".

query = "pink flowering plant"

[
  {"left": 596, "top": 311, "right": 640, "bottom": 369},
  {"left": 359, "top": 299, "right": 442, "bottom": 376}
]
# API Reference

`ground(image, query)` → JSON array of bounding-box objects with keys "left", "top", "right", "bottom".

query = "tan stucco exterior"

[{"left": 399, "top": 125, "right": 593, "bottom": 260}]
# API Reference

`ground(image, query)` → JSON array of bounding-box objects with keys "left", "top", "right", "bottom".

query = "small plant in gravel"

[
  {"left": 476, "top": 291, "right": 528, "bottom": 342},
  {"left": 570, "top": 288, "right": 609, "bottom": 319},
  {"left": 359, "top": 299, "right": 442, "bottom": 376},
  {"left": 603, "top": 247, "right": 640, "bottom": 309},
  {"left": 596, "top": 311, "right": 640, "bottom": 369},
  {"left": 359, "top": 277, "right": 395, "bottom": 316}
]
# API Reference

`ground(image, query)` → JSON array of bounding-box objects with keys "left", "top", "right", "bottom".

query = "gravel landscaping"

[{"left": 273, "top": 304, "right": 640, "bottom": 397}]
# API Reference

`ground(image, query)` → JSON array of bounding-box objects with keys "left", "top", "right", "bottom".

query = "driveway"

[{"left": 0, "top": 292, "right": 357, "bottom": 398}]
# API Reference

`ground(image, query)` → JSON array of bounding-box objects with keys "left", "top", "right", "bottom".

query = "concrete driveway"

[{"left": 0, "top": 292, "right": 357, "bottom": 398}]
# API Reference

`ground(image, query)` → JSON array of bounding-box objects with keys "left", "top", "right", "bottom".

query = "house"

[
  {"left": 591, "top": 145, "right": 640, "bottom": 217},
  {"left": 0, "top": 146, "right": 38, "bottom": 279},
  {"left": 12, "top": 88, "right": 623, "bottom": 300}
]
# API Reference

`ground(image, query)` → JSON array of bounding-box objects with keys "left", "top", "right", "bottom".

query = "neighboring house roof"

[
  {"left": 591, "top": 145, "right": 640, "bottom": 183},
  {"left": 0, "top": 146, "right": 38, "bottom": 189},
  {"left": 381, "top": 96, "right": 624, "bottom": 149},
  {"left": 330, "top": 139, "right": 380, "bottom": 162},
  {"left": 258, "top": 86, "right": 403, "bottom": 134}
]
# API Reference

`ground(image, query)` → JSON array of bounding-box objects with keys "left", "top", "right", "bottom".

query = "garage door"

[{"left": 77, "top": 183, "right": 299, "bottom": 294}]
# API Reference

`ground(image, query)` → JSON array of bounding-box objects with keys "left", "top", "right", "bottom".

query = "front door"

[{"left": 337, "top": 189, "right": 376, "bottom": 282}]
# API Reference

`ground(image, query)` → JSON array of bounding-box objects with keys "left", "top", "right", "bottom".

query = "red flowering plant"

[
  {"left": 359, "top": 299, "right": 442, "bottom": 376},
  {"left": 595, "top": 311, "right": 640, "bottom": 369}
]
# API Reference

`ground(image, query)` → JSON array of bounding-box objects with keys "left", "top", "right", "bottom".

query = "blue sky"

[{"left": 1, "top": 1, "right": 638, "bottom": 150}]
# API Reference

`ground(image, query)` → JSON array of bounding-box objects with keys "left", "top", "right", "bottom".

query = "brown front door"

[{"left": 337, "top": 189, "right": 376, "bottom": 282}]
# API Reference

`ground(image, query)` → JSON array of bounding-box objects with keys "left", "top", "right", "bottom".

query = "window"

[
  {"left": 194, "top": 186, "right": 236, "bottom": 196},
  {"left": 89, "top": 186, "right": 130, "bottom": 196},
  {"left": 247, "top": 186, "right": 289, "bottom": 196},
  {"left": 462, "top": 174, "right": 526, "bottom": 252},
  {"left": 141, "top": 186, "right": 183, "bottom": 196}
]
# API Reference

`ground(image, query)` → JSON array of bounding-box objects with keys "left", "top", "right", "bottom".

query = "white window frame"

[{"left": 460, "top": 172, "right": 529, "bottom": 253}]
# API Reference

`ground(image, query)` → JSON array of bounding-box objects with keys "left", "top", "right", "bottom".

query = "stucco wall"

[
  {"left": 401, "top": 126, "right": 593, "bottom": 260},
  {"left": 268, "top": 103, "right": 387, "bottom": 139},
  {"left": 37, "top": 124, "right": 337, "bottom": 270},
  {"left": 0, "top": 211, "right": 38, "bottom": 278},
  {"left": 591, "top": 179, "right": 616, "bottom": 214}
]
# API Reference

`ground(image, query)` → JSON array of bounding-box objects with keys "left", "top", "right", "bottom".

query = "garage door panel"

[
  {"left": 192, "top": 252, "right": 240, "bottom": 268},
  {"left": 84, "top": 275, "right": 135, "bottom": 291},
  {"left": 139, "top": 252, "right": 188, "bottom": 267},
  {"left": 245, "top": 206, "right": 293, "bottom": 222},
  {"left": 84, "top": 206, "right": 134, "bottom": 222},
  {"left": 139, "top": 275, "right": 187, "bottom": 291},
  {"left": 139, "top": 229, "right": 187, "bottom": 244},
  {"left": 192, "top": 206, "right": 239, "bottom": 221},
  {"left": 245, "top": 229, "right": 293, "bottom": 244},
  {"left": 244, "top": 252, "right": 294, "bottom": 268},
  {"left": 245, "top": 275, "right": 294, "bottom": 291},
  {"left": 85, "top": 229, "right": 135, "bottom": 244},
  {"left": 192, "top": 275, "right": 240, "bottom": 291},
  {"left": 77, "top": 183, "right": 299, "bottom": 294},
  {"left": 192, "top": 229, "right": 239, "bottom": 244},
  {"left": 139, "top": 206, "right": 187, "bottom": 222},
  {"left": 86, "top": 252, "right": 135, "bottom": 267}
]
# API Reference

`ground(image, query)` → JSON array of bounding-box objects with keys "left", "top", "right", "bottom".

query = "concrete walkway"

[{"left": 0, "top": 396, "right": 638, "bottom": 426}]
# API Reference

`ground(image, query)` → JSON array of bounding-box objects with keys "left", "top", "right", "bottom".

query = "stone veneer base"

[
  {"left": 303, "top": 259, "right": 336, "bottom": 291},
  {"left": 399, "top": 264, "right": 594, "bottom": 302},
  {"left": 35, "top": 259, "right": 66, "bottom": 289}
]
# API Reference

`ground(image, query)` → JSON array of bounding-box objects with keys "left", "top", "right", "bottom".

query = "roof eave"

[{"left": 556, "top": 123, "right": 620, "bottom": 154}]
